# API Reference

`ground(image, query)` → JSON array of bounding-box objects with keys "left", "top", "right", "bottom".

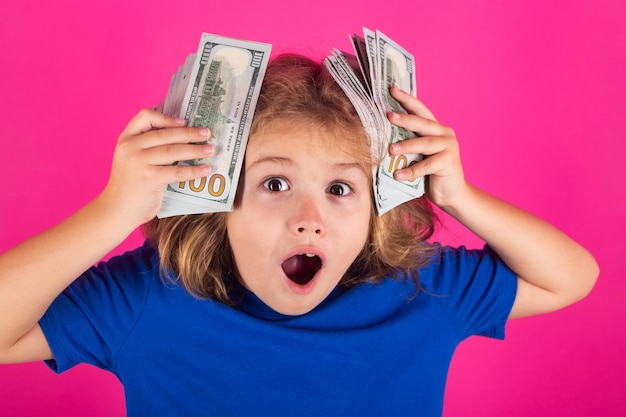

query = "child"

[{"left": 0, "top": 54, "right": 598, "bottom": 416}]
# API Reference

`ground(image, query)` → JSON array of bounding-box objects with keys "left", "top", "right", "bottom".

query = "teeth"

[{"left": 301, "top": 253, "right": 316, "bottom": 257}]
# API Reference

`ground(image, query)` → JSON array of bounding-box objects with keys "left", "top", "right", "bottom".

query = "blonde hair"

[{"left": 143, "top": 54, "right": 437, "bottom": 303}]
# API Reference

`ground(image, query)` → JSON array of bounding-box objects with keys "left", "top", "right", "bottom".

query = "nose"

[{"left": 288, "top": 193, "right": 325, "bottom": 236}]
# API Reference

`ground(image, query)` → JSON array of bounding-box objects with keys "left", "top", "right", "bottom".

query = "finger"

[
  {"left": 393, "top": 151, "right": 449, "bottom": 182},
  {"left": 123, "top": 108, "right": 186, "bottom": 136},
  {"left": 139, "top": 165, "right": 213, "bottom": 194},
  {"left": 136, "top": 124, "right": 211, "bottom": 149},
  {"left": 389, "top": 134, "right": 456, "bottom": 157},
  {"left": 390, "top": 86, "right": 437, "bottom": 121},
  {"left": 143, "top": 142, "right": 215, "bottom": 167},
  {"left": 154, "top": 163, "right": 213, "bottom": 186},
  {"left": 388, "top": 111, "right": 453, "bottom": 138}
]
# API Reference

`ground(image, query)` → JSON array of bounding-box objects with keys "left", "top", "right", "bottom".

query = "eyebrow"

[
  {"left": 247, "top": 156, "right": 365, "bottom": 173},
  {"left": 247, "top": 156, "right": 293, "bottom": 169}
]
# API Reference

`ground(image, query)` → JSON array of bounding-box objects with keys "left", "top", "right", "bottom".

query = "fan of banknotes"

[
  {"left": 157, "top": 30, "right": 424, "bottom": 218},
  {"left": 157, "top": 33, "right": 272, "bottom": 218},
  {"left": 324, "top": 28, "right": 425, "bottom": 215}
]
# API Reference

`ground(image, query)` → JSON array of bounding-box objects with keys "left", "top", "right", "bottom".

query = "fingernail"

[
  {"left": 200, "top": 165, "right": 212, "bottom": 174},
  {"left": 391, "top": 112, "right": 401, "bottom": 120},
  {"left": 394, "top": 170, "right": 407, "bottom": 180},
  {"left": 390, "top": 143, "right": 401, "bottom": 153},
  {"left": 199, "top": 128, "right": 210, "bottom": 137},
  {"left": 202, "top": 145, "right": 214, "bottom": 154},
  {"left": 175, "top": 118, "right": 185, "bottom": 125}
]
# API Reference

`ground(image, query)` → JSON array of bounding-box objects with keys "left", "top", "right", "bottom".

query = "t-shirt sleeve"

[
  {"left": 424, "top": 245, "right": 518, "bottom": 341},
  {"left": 38, "top": 244, "right": 158, "bottom": 374}
]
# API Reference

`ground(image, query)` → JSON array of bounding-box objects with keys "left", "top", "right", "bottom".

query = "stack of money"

[
  {"left": 324, "top": 28, "right": 425, "bottom": 215},
  {"left": 157, "top": 33, "right": 271, "bottom": 218}
]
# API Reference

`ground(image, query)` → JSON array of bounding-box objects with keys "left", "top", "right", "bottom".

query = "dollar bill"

[
  {"left": 325, "top": 50, "right": 386, "bottom": 158},
  {"left": 325, "top": 28, "right": 425, "bottom": 215},
  {"left": 157, "top": 33, "right": 271, "bottom": 218}
]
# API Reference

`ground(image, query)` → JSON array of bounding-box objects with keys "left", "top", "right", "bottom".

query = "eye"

[
  {"left": 263, "top": 177, "right": 289, "bottom": 192},
  {"left": 327, "top": 182, "right": 352, "bottom": 196}
]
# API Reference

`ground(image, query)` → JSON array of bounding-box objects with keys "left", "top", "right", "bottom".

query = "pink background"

[{"left": 0, "top": 0, "right": 624, "bottom": 415}]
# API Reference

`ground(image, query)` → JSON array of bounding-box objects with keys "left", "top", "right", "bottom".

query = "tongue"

[{"left": 281, "top": 255, "right": 321, "bottom": 285}]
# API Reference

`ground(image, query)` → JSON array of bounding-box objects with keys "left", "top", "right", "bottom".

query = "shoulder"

[
  {"left": 415, "top": 244, "right": 518, "bottom": 339},
  {"left": 40, "top": 242, "right": 164, "bottom": 372},
  {"left": 98, "top": 242, "right": 159, "bottom": 273},
  {"left": 64, "top": 242, "right": 161, "bottom": 303},
  {"left": 418, "top": 244, "right": 515, "bottom": 288},
  {"left": 89, "top": 242, "right": 158, "bottom": 280}
]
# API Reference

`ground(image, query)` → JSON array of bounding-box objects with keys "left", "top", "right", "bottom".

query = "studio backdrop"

[{"left": 0, "top": 0, "right": 624, "bottom": 416}]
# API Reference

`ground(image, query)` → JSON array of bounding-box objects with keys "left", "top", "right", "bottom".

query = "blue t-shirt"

[{"left": 39, "top": 243, "right": 517, "bottom": 416}]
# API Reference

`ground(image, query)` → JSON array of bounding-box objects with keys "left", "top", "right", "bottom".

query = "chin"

[{"left": 272, "top": 299, "right": 320, "bottom": 316}]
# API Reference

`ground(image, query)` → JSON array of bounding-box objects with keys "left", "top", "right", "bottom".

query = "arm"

[
  {"left": 388, "top": 87, "right": 599, "bottom": 319},
  {"left": 0, "top": 110, "right": 214, "bottom": 363}
]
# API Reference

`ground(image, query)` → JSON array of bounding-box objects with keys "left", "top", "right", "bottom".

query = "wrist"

[
  {"left": 432, "top": 181, "right": 476, "bottom": 218},
  {"left": 90, "top": 192, "right": 146, "bottom": 237}
]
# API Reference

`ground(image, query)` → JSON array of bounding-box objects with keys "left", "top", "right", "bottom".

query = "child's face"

[{"left": 226, "top": 122, "right": 372, "bottom": 315}]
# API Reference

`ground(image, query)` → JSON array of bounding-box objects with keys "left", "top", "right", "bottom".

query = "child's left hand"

[
  {"left": 387, "top": 86, "right": 467, "bottom": 211},
  {"left": 387, "top": 87, "right": 598, "bottom": 320}
]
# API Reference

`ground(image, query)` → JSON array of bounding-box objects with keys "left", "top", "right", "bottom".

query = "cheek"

[
  {"left": 225, "top": 213, "right": 248, "bottom": 262},
  {"left": 225, "top": 218, "right": 255, "bottom": 287},
  {"left": 226, "top": 207, "right": 273, "bottom": 261},
  {"left": 357, "top": 208, "right": 373, "bottom": 250},
  {"left": 356, "top": 221, "right": 371, "bottom": 253},
  {"left": 338, "top": 208, "right": 370, "bottom": 254}
]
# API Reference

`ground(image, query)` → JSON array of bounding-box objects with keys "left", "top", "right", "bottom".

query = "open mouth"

[{"left": 281, "top": 253, "right": 322, "bottom": 285}]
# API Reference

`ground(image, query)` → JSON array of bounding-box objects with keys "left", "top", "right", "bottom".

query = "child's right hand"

[
  {"left": 97, "top": 109, "right": 214, "bottom": 226},
  {"left": 0, "top": 108, "right": 215, "bottom": 363}
]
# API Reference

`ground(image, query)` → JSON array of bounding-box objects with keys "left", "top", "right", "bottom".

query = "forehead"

[{"left": 247, "top": 118, "right": 371, "bottom": 166}]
